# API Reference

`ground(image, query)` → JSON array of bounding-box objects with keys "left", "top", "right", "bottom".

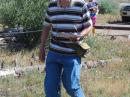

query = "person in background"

[
  {"left": 87, "top": 0, "right": 99, "bottom": 36},
  {"left": 39, "top": 0, "right": 92, "bottom": 97}
]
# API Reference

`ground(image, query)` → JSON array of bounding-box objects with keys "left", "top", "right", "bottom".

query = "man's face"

[
  {"left": 89, "top": 0, "right": 93, "bottom": 2},
  {"left": 59, "top": 0, "right": 70, "bottom": 4}
]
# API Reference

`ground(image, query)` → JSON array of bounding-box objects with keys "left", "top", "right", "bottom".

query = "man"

[{"left": 39, "top": 0, "right": 92, "bottom": 97}]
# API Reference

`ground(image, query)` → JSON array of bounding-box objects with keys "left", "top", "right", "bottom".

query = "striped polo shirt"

[{"left": 43, "top": 0, "right": 92, "bottom": 55}]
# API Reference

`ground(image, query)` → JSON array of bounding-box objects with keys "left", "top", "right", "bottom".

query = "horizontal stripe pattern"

[
  {"left": 50, "top": 15, "right": 82, "bottom": 22},
  {"left": 50, "top": 43, "right": 75, "bottom": 52},
  {"left": 52, "top": 23, "right": 83, "bottom": 32},
  {"left": 44, "top": 0, "right": 91, "bottom": 54},
  {"left": 47, "top": 7, "right": 83, "bottom": 16}
]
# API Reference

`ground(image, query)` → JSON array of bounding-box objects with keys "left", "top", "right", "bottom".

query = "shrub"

[
  {"left": 0, "top": 0, "right": 48, "bottom": 30},
  {"left": 98, "top": 0, "right": 119, "bottom": 14},
  {"left": 0, "top": 0, "right": 16, "bottom": 27},
  {"left": 0, "top": 0, "right": 48, "bottom": 47}
]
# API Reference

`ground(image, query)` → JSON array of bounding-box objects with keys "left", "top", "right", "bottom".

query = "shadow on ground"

[{"left": 108, "top": 20, "right": 130, "bottom": 25}]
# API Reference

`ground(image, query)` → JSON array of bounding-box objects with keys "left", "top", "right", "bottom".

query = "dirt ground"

[
  {"left": 95, "top": 22, "right": 130, "bottom": 42},
  {"left": 96, "top": 29, "right": 130, "bottom": 42}
]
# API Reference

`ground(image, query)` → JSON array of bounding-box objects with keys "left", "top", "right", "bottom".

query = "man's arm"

[
  {"left": 40, "top": 24, "right": 52, "bottom": 47},
  {"left": 39, "top": 24, "right": 52, "bottom": 62},
  {"left": 80, "top": 4, "right": 93, "bottom": 37},
  {"left": 80, "top": 20, "right": 92, "bottom": 37},
  {"left": 71, "top": 20, "right": 92, "bottom": 41}
]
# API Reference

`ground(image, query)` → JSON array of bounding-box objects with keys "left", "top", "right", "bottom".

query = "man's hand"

[
  {"left": 60, "top": 32, "right": 82, "bottom": 41},
  {"left": 69, "top": 34, "right": 82, "bottom": 41},
  {"left": 39, "top": 46, "right": 45, "bottom": 63}
]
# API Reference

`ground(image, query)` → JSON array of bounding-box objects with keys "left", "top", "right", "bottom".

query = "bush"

[
  {"left": 0, "top": 0, "right": 48, "bottom": 30},
  {"left": 0, "top": 0, "right": 16, "bottom": 27},
  {"left": 15, "top": 0, "right": 48, "bottom": 30},
  {"left": 0, "top": 0, "right": 48, "bottom": 47},
  {"left": 98, "top": 0, "right": 119, "bottom": 14}
]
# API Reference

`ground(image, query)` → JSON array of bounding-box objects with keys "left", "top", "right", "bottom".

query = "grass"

[
  {"left": 0, "top": 48, "right": 40, "bottom": 68},
  {"left": 1, "top": 0, "right": 130, "bottom": 96},
  {"left": 81, "top": 60, "right": 130, "bottom": 97},
  {"left": 118, "top": 0, "right": 130, "bottom": 3},
  {"left": 0, "top": 35, "right": 130, "bottom": 97},
  {"left": 86, "top": 36, "right": 130, "bottom": 60},
  {"left": 0, "top": 70, "right": 44, "bottom": 97},
  {"left": 96, "top": 14, "right": 121, "bottom": 24}
]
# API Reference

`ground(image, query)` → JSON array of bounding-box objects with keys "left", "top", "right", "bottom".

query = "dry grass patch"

[
  {"left": 86, "top": 79, "right": 129, "bottom": 97},
  {"left": 0, "top": 35, "right": 130, "bottom": 97},
  {"left": 0, "top": 48, "right": 39, "bottom": 68},
  {"left": 97, "top": 14, "right": 121, "bottom": 24}
]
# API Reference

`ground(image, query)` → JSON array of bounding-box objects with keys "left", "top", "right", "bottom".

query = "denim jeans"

[{"left": 44, "top": 51, "right": 85, "bottom": 97}]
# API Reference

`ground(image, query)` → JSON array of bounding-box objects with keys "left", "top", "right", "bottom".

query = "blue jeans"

[{"left": 44, "top": 51, "right": 85, "bottom": 97}]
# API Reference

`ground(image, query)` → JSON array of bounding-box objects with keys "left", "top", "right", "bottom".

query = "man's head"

[
  {"left": 89, "top": 0, "right": 93, "bottom": 2},
  {"left": 59, "top": 0, "right": 71, "bottom": 7},
  {"left": 59, "top": 0, "right": 71, "bottom": 2}
]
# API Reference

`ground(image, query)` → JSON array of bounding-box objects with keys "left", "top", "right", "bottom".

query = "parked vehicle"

[{"left": 120, "top": 3, "right": 130, "bottom": 22}]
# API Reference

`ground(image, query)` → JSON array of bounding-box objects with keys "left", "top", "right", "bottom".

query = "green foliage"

[
  {"left": 99, "top": 0, "right": 119, "bottom": 14},
  {"left": 0, "top": 0, "right": 16, "bottom": 26},
  {"left": 0, "top": 0, "right": 48, "bottom": 47},
  {"left": 0, "top": 0, "right": 48, "bottom": 30},
  {"left": 15, "top": 0, "right": 48, "bottom": 30},
  {"left": 86, "top": 36, "right": 96, "bottom": 47}
]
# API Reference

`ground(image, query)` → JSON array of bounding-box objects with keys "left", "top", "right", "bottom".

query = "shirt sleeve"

[
  {"left": 82, "top": 4, "right": 92, "bottom": 28},
  {"left": 43, "top": 8, "right": 52, "bottom": 27}
]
